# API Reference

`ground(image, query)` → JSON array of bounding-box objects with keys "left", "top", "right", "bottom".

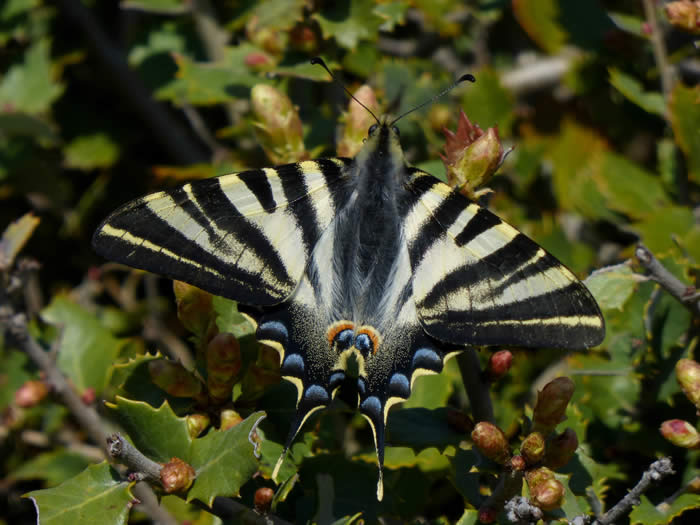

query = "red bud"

[
  {"left": 160, "top": 457, "right": 196, "bottom": 493},
  {"left": 254, "top": 487, "right": 275, "bottom": 513},
  {"left": 660, "top": 419, "right": 700, "bottom": 449},
  {"left": 471, "top": 421, "right": 510, "bottom": 464},
  {"left": 533, "top": 377, "right": 575, "bottom": 432}
]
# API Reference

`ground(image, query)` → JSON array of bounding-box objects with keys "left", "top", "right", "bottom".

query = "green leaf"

[
  {"left": 0, "top": 38, "right": 64, "bottom": 114},
  {"left": 186, "top": 411, "right": 265, "bottom": 504},
  {"left": 629, "top": 493, "right": 700, "bottom": 525},
  {"left": 108, "top": 397, "right": 193, "bottom": 462},
  {"left": 12, "top": 450, "right": 91, "bottom": 487},
  {"left": 388, "top": 408, "right": 464, "bottom": 449},
  {"left": 459, "top": 68, "right": 514, "bottom": 135},
  {"left": 631, "top": 206, "right": 695, "bottom": 255},
  {"left": 669, "top": 83, "right": 700, "bottom": 184},
  {"left": 0, "top": 212, "right": 40, "bottom": 271},
  {"left": 242, "top": 0, "right": 307, "bottom": 32},
  {"left": 456, "top": 509, "right": 480, "bottom": 525},
  {"left": 41, "top": 296, "right": 125, "bottom": 395},
  {"left": 155, "top": 51, "right": 260, "bottom": 106},
  {"left": 609, "top": 68, "right": 666, "bottom": 117},
  {"left": 608, "top": 11, "right": 646, "bottom": 36},
  {"left": 313, "top": 0, "right": 385, "bottom": 50},
  {"left": 0, "top": 348, "right": 33, "bottom": 408},
  {"left": 26, "top": 462, "right": 134, "bottom": 525},
  {"left": 0, "top": 112, "right": 57, "bottom": 143},
  {"left": 585, "top": 264, "right": 644, "bottom": 311},
  {"left": 121, "top": 0, "right": 189, "bottom": 14},
  {"left": 512, "top": 0, "right": 567, "bottom": 53},
  {"left": 212, "top": 296, "right": 255, "bottom": 339},
  {"left": 64, "top": 133, "right": 120, "bottom": 170}
]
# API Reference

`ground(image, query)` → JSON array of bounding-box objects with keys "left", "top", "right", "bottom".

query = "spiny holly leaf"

[
  {"left": 609, "top": 68, "right": 666, "bottom": 117},
  {"left": 629, "top": 493, "right": 700, "bottom": 525},
  {"left": 107, "top": 397, "right": 192, "bottom": 462},
  {"left": 41, "top": 296, "right": 126, "bottom": 396},
  {"left": 12, "top": 449, "right": 90, "bottom": 487},
  {"left": 313, "top": 0, "right": 386, "bottom": 50},
  {"left": 26, "top": 462, "right": 134, "bottom": 525},
  {"left": 669, "top": 83, "right": 700, "bottom": 184},
  {"left": 186, "top": 411, "right": 265, "bottom": 505},
  {"left": 585, "top": 264, "right": 644, "bottom": 311}
]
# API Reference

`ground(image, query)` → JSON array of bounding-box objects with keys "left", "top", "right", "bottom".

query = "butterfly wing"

[
  {"left": 93, "top": 159, "right": 350, "bottom": 305},
  {"left": 403, "top": 170, "right": 605, "bottom": 348}
]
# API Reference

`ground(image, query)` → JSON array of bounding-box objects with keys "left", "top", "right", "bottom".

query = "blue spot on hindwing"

[
  {"left": 388, "top": 373, "right": 410, "bottom": 398},
  {"left": 305, "top": 385, "right": 329, "bottom": 404},
  {"left": 357, "top": 377, "right": 367, "bottom": 396},
  {"left": 329, "top": 371, "right": 345, "bottom": 389},
  {"left": 281, "top": 354, "right": 304, "bottom": 376},
  {"left": 258, "top": 320, "right": 289, "bottom": 344},
  {"left": 360, "top": 396, "right": 382, "bottom": 419},
  {"left": 412, "top": 348, "right": 442, "bottom": 371}
]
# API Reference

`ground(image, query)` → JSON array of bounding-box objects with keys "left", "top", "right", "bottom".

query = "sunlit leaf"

[
  {"left": 26, "top": 462, "right": 134, "bottom": 525},
  {"left": 585, "top": 264, "right": 644, "bottom": 311},
  {"left": 669, "top": 83, "right": 700, "bottom": 184},
  {"left": 0, "top": 212, "right": 40, "bottom": 271},
  {"left": 629, "top": 493, "right": 700, "bottom": 525},
  {"left": 64, "top": 133, "right": 120, "bottom": 170},
  {"left": 609, "top": 68, "right": 665, "bottom": 117}
]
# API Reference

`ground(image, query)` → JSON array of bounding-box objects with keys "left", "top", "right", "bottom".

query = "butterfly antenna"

[
  {"left": 311, "top": 57, "right": 380, "bottom": 124},
  {"left": 389, "top": 73, "right": 476, "bottom": 126}
]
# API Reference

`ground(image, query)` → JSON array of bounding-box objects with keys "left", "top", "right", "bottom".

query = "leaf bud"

[
  {"left": 337, "top": 85, "right": 379, "bottom": 157},
  {"left": 14, "top": 380, "right": 49, "bottom": 408},
  {"left": 660, "top": 419, "right": 700, "bottom": 449},
  {"left": 477, "top": 506, "right": 499, "bottom": 523},
  {"left": 510, "top": 454, "right": 526, "bottom": 471},
  {"left": 521, "top": 431, "right": 546, "bottom": 465},
  {"left": 186, "top": 413, "right": 211, "bottom": 438},
  {"left": 206, "top": 333, "right": 242, "bottom": 403},
  {"left": 471, "top": 421, "right": 510, "bottom": 464},
  {"left": 220, "top": 408, "right": 244, "bottom": 431},
  {"left": 251, "top": 85, "right": 306, "bottom": 164},
  {"left": 289, "top": 25, "right": 318, "bottom": 53},
  {"left": 687, "top": 476, "right": 700, "bottom": 493},
  {"left": 441, "top": 109, "right": 505, "bottom": 200},
  {"left": 254, "top": 487, "right": 275, "bottom": 513},
  {"left": 148, "top": 359, "right": 203, "bottom": 398},
  {"left": 446, "top": 408, "right": 474, "bottom": 434},
  {"left": 676, "top": 358, "right": 700, "bottom": 408},
  {"left": 245, "top": 16, "right": 286, "bottom": 55},
  {"left": 160, "top": 457, "right": 196, "bottom": 493},
  {"left": 486, "top": 350, "right": 513, "bottom": 380},
  {"left": 665, "top": 1, "right": 700, "bottom": 34},
  {"left": 173, "top": 280, "right": 214, "bottom": 340},
  {"left": 533, "top": 377, "right": 575, "bottom": 432},
  {"left": 526, "top": 467, "right": 564, "bottom": 510},
  {"left": 545, "top": 428, "right": 579, "bottom": 469}
]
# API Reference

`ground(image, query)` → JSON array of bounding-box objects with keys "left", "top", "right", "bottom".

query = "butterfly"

[{"left": 93, "top": 73, "right": 604, "bottom": 500}]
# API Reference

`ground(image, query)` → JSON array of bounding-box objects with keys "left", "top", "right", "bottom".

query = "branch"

[
  {"left": 56, "top": 0, "right": 208, "bottom": 165},
  {"left": 592, "top": 457, "right": 675, "bottom": 525},
  {"left": 457, "top": 348, "right": 495, "bottom": 423},
  {"left": 107, "top": 433, "right": 162, "bottom": 484},
  {"left": 641, "top": 0, "right": 675, "bottom": 102},
  {"left": 635, "top": 244, "right": 700, "bottom": 315}
]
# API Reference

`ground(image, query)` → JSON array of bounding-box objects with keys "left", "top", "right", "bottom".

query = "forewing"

[
  {"left": 403, "top": 171, "right": 605, "bottom": 349},
  {"left": 93, "top": 159, "right": 350, "bottom": 305}
]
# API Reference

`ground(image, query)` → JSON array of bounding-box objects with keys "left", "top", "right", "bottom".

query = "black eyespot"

[
  {"left": 392, "top": 125, "right": 400, "bottom": 137},
  {"left": 368, "top": 124, "right": 378, "bottom": 135}
]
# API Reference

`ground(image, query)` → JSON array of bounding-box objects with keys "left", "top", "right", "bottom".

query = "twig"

[
  {"left": 641, "top": 0, "right": 675, "bottom": 102},
  {"left": 479, "top": 470, "right": 525, "bottom": 520},
  {"left": 635, "top": 244, "right": 700, "bottom": 315},
  {"left": 457, "top": 348, "right": 495, "bottom": 423},
  {"left": 592, "top": 457, "right": 674, "bottom": 525},
  {"left": 56, "top": 0, "right": 207, "bottom": 164},
  {"left": 107, "top": 433, "right": 162, "bottom": 484}
]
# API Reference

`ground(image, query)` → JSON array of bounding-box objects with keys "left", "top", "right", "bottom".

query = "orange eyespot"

[
  {"left": 356, "top": 326, "right": 381, "bottom": 355},
  {"left": 326, "top": 321, "right": 354, "bottom": 346}
]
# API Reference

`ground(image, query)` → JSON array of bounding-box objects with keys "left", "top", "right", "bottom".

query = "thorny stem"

[
  {"left": 591, "top": 457, "right": 675, "bottom": 525},
  {"left": 636, "top": 244, "right": 700, "bottom": 315}
]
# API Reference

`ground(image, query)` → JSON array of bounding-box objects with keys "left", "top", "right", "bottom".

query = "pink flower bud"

[
  {"left": 14, "top": 380, "right": 49, "bottom": 407},
  {"left": 471, "top": 421, "right": 510, "bottom": 464},
  {"left": 660, "top": 419, "right": 700, "bottom": 449},
  {"left": 533, "top": 377, "right": 575, "bottom": 432},
  {"left": 254, "top": 487, "right": 275, "bottom": 513},
  {"left": 487, "top": 350, "right": 513, "bottom": 380},
  {"left": 676, "top": 358, "right": 700, "bottom": 408},
  {"left": 160, "top": 457, "right": 196, "bottom": 493}
]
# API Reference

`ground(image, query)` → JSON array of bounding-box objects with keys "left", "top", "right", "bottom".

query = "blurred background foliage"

[{"left": 1, "top": 0, "right": 699, "bottom": 523}]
